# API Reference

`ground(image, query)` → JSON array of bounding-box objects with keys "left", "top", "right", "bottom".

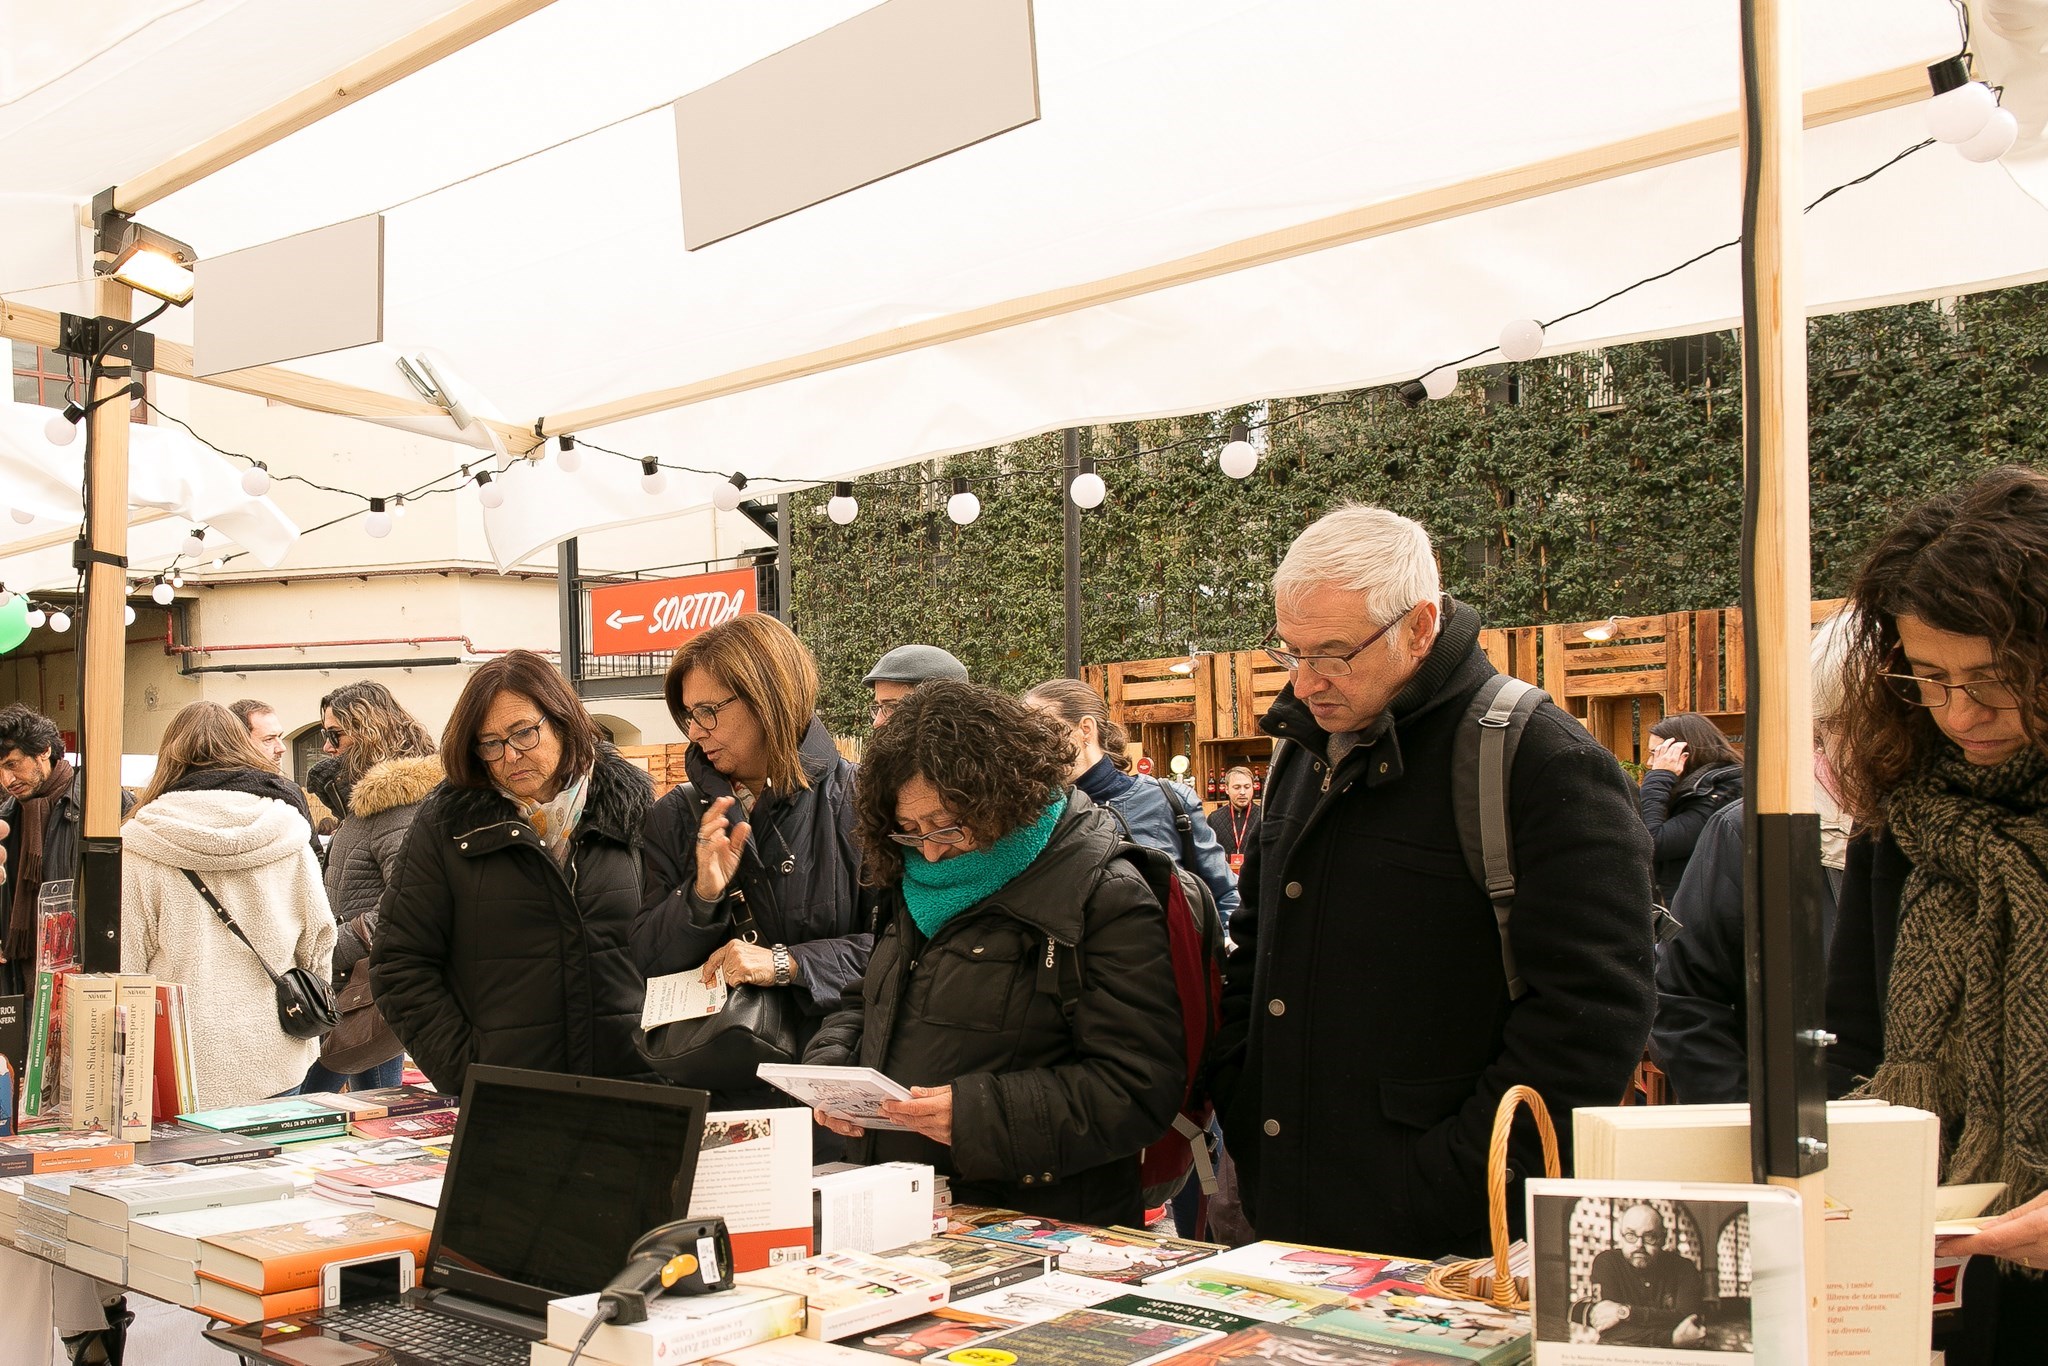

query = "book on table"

[
  {"left": 833, "top": 1306, "right": 1022, "bottom": 1359},
  {"left": 877, "top": 1234, "right": 1053, "bottom": 1300},
  {"left": 347, "top": 1109, "right": 458, "bottom": 1142},
  {"left": 177, "top": 1096, "right": 353, "bottom": 1140},
  {"left": 919, "top": 1293, "right": 1258, "bottom": 1366},
  {"left": 129, "top": 1120, "right": 281, "bottom": 1167},
  {"left": 69, "top": 1160, "right": 297, "bottom": 1226},
  {"left": 528, "top": 1334, "right": 881, "bottom": 1366},
  {"left": 947, "top": 1269, "right": 1128, "bottom": 1323},
  {"left": 541, "top": 1285, "right": 806, "bottom": 1366},
  {"left": 58, "top": 973, "right": 117, "bottom": 1132},
  {"left": 313, "top": 1156, "right": 447, "bottom": 1205},
  {"left": 371, "top": 1176, "right": 443, "bottom": 1229},
  {"left": 814, "top": 1161, "right": 937, "bottom": 1254},
  {"left": 196, "top": 1207, "right": 432, "bottom": 1293},
  {"left": 302, "top": 1084, "right": 456, "bottom": 1121},
  {"left": 128, "top": 1193, "right": 359, "bottom": 1263},
  {"left": 690, "top": 1108, "right": 816, "bottom": 1270},
  {"left": 952, "top": 1216, "right": 1225, "bottom": 1284},
  {"left": 0, "top": 1129, "right": 136, "bottom": 1177},
  {"left": 736, "top": 1249, "right": 951, "bottom": 1340},
  {"left": 195, "top": 1279, "right": 320, "bottom": 1325}
]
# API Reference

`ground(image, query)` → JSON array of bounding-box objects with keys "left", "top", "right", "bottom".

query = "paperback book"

[
  {"left": 1173, "top": 1322, "right": 1494, "bottom": 1366},
  {"left": 128, "top": 1194, "right": 358, "bottom": 1263},
  {"left": 737, "top": 1250, "right": 951, "bottom": 1340},
  {"left": 70, "top": 1162, "right": 296, "bottom": 1226},
  {"left": 543, "top": 1286, "right": 806, "bottom": 1366},
  {"left": 0, "top": 1130, "right": 135, "bottom": 1177},
  {"left": 836, "top": 1307, "right": 1018, "bottom": 1359},
  {"left": 197, "top": 1208, "right": 432, "bottom": 1292},
  {"left": 879, "top": 1235, "right": 1052, "bottom": 1299},
  {"left": 756, "top": 1064, "right": 914, "bottom": 1132},
  {"left": 347, "top": 1109, "right": 458, "bottom": 1142},
  {"left": 949, "top": 1270, "right": 1129, "bottom": 1323},
  {"left": 923, "top": 1295, "right": 1253, "bottom": 1366},
  {"left": 178, "top": 1096, "right": 353, "bottom": 1140},
  {"left": 130, "top": 1121, "right": 281, "bottom": 1167},
  {"left": 954, "top": 1217, "right": 1225, "bottom": 1283}
]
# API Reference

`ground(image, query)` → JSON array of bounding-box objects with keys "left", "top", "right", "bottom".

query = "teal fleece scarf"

[{"left": 899, "top": 793, "right": 1066, "bottom": 938}]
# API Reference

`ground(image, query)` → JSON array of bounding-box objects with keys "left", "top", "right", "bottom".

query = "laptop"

[{"left": 207, "top": 1066, "right": 710, "bottom": 1366}]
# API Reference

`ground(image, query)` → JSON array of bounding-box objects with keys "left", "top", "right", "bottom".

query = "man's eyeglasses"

[
  {"left": 680, "top": 696, "right": 744, "bottom": 733},
  {"left": 887, "top": 825, "right": 969, "bottom": 848},
  {"left": 1882, "top": 672, "right": 2023, "bottom": 711},
  {"left": 475, "top": 720, "right": 547, "bottom": 762},
  {"left": 319, "top": 727, "right": 346, "bottom": 746},
  {"left": 1264, "top": 602, "right": 1419, "bottom": 677},
  {"left": 872, "top": 699, "right": 902, "bottom": 724},
  {"left": 1615, "top": 1227, "right": 1664, "bottom": 1246}
]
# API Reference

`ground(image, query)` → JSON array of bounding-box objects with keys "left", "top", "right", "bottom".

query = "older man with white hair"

[{"left": 1211, "top": 504, "right": 1654, "bottom": 1256}]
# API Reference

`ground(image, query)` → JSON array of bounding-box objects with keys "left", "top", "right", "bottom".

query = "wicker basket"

[{"left": 1422, "top": 1083, "right": 1559, "bottom": 1312}]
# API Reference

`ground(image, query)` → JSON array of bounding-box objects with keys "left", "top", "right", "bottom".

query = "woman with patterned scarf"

[
  {"left": 1826, "top": 466, "right": 2048, "bottom": 1363},
  {"left": 804, "top": 680, "right": 1184, "bottom": 1226}
]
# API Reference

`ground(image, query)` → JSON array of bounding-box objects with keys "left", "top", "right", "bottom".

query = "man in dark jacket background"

[
  {"left": 1212, "top": 504, "right": 1655, "bottom": 1256},
  {"left": 0, "top": 703, "right": 93, "bottom": 997}
]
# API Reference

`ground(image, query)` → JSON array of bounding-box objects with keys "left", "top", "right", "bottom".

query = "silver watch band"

[{"left": 771, "top": 943, "right": 792, "bottom": 986}]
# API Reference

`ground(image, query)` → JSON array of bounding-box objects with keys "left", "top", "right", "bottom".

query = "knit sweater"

[{"left": 121, "top": 787, "right": 337, "bottom": 1109}]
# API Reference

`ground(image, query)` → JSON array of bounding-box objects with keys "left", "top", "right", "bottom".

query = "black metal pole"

[
  {"left": 777, "top": 493, "right": 794, "bottom": 625},
  {"left": 557, "top": 537, "right": 583, "bottom": 691},
  {"left": 1063, "top": 428, "right": 1082, "bottom": 678}
]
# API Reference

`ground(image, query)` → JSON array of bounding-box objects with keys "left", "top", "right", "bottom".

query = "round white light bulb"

[
  {"left": 25, "top": 607, "right": 45, "bottom": 628},
  {"left": 1421, "top": 366, "right": 1460, "bottom": 401},
  {"left": 641, "top": 467, "right": 668, "bottom": 496},
  {"left": 1069, "top": 471, "right": 1107, "bottom": 509},
  {"left": 364, "top": 509, "right": 394, "bottom": 538},
  {"left": 170, "top": 573, "right": 186, "bottom": 588},
  {"left": 1929, "top": 81, "right": 1997, "bottom": 143},
  {"left": 48, "top": 611, "right": 70, "bottom": 633},
  {"left": 1958, "top": 106, "right": 2020, "bottom": 163},
  {"left": 0, "top": 588, "right": 11, "bottom": 607},
  {"left": 1218, "top": 439, "right": 1259, "bottom": 480},
  {"left": 44, "top": 413, "right": 77, "bottom": 447},
  {"left": 210, "top": 558, "right": 224, "bottom": 571},
  {"left": 1499, "top": 319, "right": 1546, "bottom": 362},
  {"left": 151, "top": 581, "right": 175, "bottom": 606},
  {"left": 477, "top": 479, "right": 505, "bottom": 510},
  {"left": 712, "top": 480, "right": 746, "bottom": 513},
  {"left": 557, "top": 445, "right": 582, "bottom": 474},
  {"left": 240, "top": 466, "right": 271, "bottom": 497},
  {"left": 124, "top": 605, "right": 136, "bottom": 625},
  {"left": 181, "top": 530, "right": 206, "bottom": 558},
  {"left": 392, "top": 498, "right": 407, "bottom": 519},
  {"left": 947, "top": 490, "right": 982, "bottom": 526},
  {"left": 9, "top": 507, "right": 33, "bottom": 526},
  {"left": 827, "top": 494, "right": 859, "bottom": 525}
]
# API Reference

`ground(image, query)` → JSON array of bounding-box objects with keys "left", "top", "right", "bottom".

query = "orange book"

[
  {"left": 196, "top": 1209, "right": 431, "bottom": 1292},
  {"left": 193, "top": 1277, "right": 320, "bottom": 1325}
]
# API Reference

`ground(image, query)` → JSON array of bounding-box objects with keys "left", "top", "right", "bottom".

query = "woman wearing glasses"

[
  {"left": 804, "top": 680, "right": 1182, "bottom": 1225},
  {"left": 372, "top": 650, "right": 654, "bottom": 1094},
  {"left": 1825, "top": 467, "right": 2048, "bottom": 1361},
  {"left": 304, "top": 680, "right": 439, "bottom": 1094},
  {"left": 634, "top": 614, "right": 874, "bottom": 1102}
]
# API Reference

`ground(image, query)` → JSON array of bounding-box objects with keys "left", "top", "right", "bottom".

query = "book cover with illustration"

[
  {"left": 880, "top": 1235, "right": 1052, "bottom": 1299},
  {"left": 737, "top": 1250, "right": 950, "bottom": 1339},
  {"left": 924, "top": 1295, "right": 1251, "bottom": 1366},
  {"left": 954, "top": 1217, "right": 1224, "bottom": 1284}
]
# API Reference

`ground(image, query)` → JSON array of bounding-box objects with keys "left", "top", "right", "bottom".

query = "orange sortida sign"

[{"left": 588, "top": 567, "right": 757, "bottom": 656}]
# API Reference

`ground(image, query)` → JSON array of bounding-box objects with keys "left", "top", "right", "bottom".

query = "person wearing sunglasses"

[
  {"left": 804, "top": 680, "right": 1183, "bottom": 1226},
  {"left": 634, "top": 614, "right": 875, "bottom": 1106},
  {"left": 1825, "top": 467, "right": 2048, "bottom": 1360},
  {"left": 373, "top": 650, "right": 654, "bottom": 1094},
  {"left": 1209, "top": 503, "right": 1654, "bottom": 1259}
]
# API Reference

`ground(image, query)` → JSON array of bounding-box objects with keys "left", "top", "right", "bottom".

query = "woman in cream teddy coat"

[{"left": 121, "top": 702, "right": 335, "bottom": 1109}]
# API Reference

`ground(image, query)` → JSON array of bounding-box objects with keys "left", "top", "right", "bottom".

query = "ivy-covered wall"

[{"left": 792, "top": 285, "right": 2048, "bottom": 736}]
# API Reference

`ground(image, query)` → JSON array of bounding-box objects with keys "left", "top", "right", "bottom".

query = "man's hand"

[
  {"left": 1671, "top": 1314, "right": 1706, "bottom": 1348},
  {"left": 878, "top": 1085, "right": 954, "bottom": 1146},
  {"left": 813, "top": 1107, "right": 865, "bottom": 1139},
  {"left": 1588, "top": 1301, "right": 1628, "bottom": 1333}
]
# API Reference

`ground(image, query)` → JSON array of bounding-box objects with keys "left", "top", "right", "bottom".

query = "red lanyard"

[{"left": 1228, "top": 803, "right": 1253, "bottom": 851}]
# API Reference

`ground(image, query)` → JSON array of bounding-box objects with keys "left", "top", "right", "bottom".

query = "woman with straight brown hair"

[
  {"left": 373, "top": 650, "right": 652, "bottom": 1094},
  {"left": 635, "top": 614, "right": 872, "bottom": 1101}
]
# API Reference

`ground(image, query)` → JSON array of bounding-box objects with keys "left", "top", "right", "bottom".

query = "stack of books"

[
  {"left": 130, "top": 1120, "right": 282, "bottom": 1167},
  {"left": 178, "top": 1097, "right": 357, "bottom": 1145},
  {"left": 313, "top": 1155, "right": 447, "bottom": 1207},
  {"left": 194, "top": 1207, "right": 434, "bottom": 1322},
  {"left": 62, "top": 1162, "right": 301, "bottom": 1286},
  {"left": 127, "top": 1194, "right": 359, "bottom": 1310},
  {"left": 535, "top": 1286, "right": 808, "bottom": 1366},
  {"left": 0, "top": 1130, "right": 137, "bottom": 1178}
]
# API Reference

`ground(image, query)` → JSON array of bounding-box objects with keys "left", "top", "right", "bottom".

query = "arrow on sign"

[{"left": 605, "top": 610, "right": 646, "bottom": 630}]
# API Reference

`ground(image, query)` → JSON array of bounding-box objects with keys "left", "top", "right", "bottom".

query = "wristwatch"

[{"left": 771, "top": 943, "right": 793, "bottom": 986}]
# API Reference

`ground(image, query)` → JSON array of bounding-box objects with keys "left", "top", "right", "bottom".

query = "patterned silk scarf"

[{"left": 506, "top": 769, "right": 590, "bottom": 865}]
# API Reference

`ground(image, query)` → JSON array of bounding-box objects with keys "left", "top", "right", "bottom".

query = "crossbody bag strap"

[{"left": 180, "top": 867, "right": 288, "bottom": 988}]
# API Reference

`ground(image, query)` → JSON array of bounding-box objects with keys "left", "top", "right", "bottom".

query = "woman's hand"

[
  {"left": 814, "top": 1107, "right": 866, "bottom": 1139},
  {"left": 693, "top": 795, "right": 752, "bottom": 901},
  {"left": 1648, "top": 737, "right": 1688, "bottom": 774},
  {"left": 1938, "top": 1190, "right": 2048, "bottom": 1270},
  {"left": 701, "top": 938, "right": 779, "bottom": 987},
  {"left": 879, "top": 1085, "right": 954, "bottom": 1146}
]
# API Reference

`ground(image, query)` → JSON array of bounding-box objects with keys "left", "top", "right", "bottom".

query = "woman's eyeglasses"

[
  {"left": 887, "top": 825, "right": 969, "bottom": 848},
  {"left": 1881, "top": 672, "right": 2022, "bottom": 711},
  {"left": 680, "top": 696, "right": 743, "bottom": 733},
  {"left": 475, "top": 719, "right": 548, "bottom": 761},
  {"left": 1263, "top": 602, "right": 1418, "bottom": 678},
  {"left": 319, "top": 727, "right": 346, "bottom": 746}
]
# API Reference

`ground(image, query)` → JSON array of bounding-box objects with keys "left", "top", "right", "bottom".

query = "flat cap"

[{"left": 862, "top": 644, "right": 969, "bottom": 687}]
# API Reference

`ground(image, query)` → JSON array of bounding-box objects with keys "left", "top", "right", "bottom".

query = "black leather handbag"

[{"left": 181, "top": 868, "right": 338, "bottom": 1040}]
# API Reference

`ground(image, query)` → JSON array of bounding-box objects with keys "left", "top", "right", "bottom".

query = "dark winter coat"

[
  {"left": 635, "top": 719, "right": 875, "bottom": 1012},
  {"left": 1206, "top": 802, "right": 1263, "bottom": 864},
  {"left": 371, "top": 747, "right": 654, "bottom": 1095},
  {"left": 1638, "top": 762, "right": 1743, "bottom": 904},
  {"left": 804, "top": 791, "right": 1184, "bottom": 1228},
  {"left": 1651, "top": 797, "right": 1840, "bottom": 1104},
  {"left": 0, "top": 772, "right": 88, "bottom": 998},
  {"left": 1211, "top": 601, "right": 1656, "bottom": 1256},
  {"left": 324, "top": 755, "right": 443, "bottom": 978},
  {"left": 1824, "top": 830, "right": 1912, "bottom": 1098}
]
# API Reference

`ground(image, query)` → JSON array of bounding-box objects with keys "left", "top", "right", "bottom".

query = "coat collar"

[
  {"left": 429, "top": 745, "right": 651, "bottom": 855},
  {"left": 348, "top": 754, "right": 446, "bottom": 818},
  {"left": 958, "top": 788, "right": 1120, "bottom": 944},
  {"left": 682, "top": 715, "right": 840, "bottom": 802},
  {"left": 1261, "top": 597, "right": 1487, "bottom": 768}
]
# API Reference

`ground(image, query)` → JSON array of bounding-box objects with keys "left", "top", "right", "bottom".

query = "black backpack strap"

[
  {"left": 1451, "top": 675, "right": 1545, "bottom": 1001},
  {"left": 181, "top": 867, "right": 287, "bottom": 988},
  {"left": 1153, "top": 778, "right": 1200, "bottom": 870}
]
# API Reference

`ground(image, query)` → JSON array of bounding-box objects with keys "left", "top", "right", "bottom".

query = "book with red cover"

[
  {"left": 314, "top": 1158, "right": 447, "bottom": 1203},
  {"left": 197, "top": 1209, "right": 431, "bottom": 1292},
  {"left": 347, "top": 1110, "right": 457, "bottom": 1142},
  {"left": 193, "top": 1278, "right": 320, "bottom": 1325},
  {"left": 309, "top": 1085, "right": 454, "bottom": 1120}
]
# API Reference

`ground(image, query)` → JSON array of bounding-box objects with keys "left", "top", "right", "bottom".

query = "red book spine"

[{"left": 151, "top": 988, "right": 178, "bottom": 1124}]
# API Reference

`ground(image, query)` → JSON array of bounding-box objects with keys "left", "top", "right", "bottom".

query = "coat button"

[
  {"left": 1268, "top": 998, "right": 1285, "bottom": 1017},
  {"left": 1284, "top": 881, "right": 1303, "bottom": 898},
  {"left": 971, "top": 946, "right": 984, "bottom": 955},
  {"left": 1263, "top": 1119, "right": 1281, "bottom": 1137},
  {"left": 459, "top": 841, "right": 468, "bottom": 850},
  {"left": 1021, "top": 1174, "right": 1034, "bottom": 1185},
  {"left": 1377, "top": 761, "right": 1388, "bottom": 775}
]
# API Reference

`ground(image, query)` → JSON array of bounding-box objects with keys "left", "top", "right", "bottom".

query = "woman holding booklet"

[
  {"left": 1824, "top": 467, "right": 2048, "bottom": 1362},
  {"left": 804, "top": 680, "right": 1183, "bottom": 1226}
]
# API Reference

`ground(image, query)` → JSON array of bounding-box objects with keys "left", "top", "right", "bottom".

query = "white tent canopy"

[{"left": 4, "top": 0, "right": 2046, "bottom": 570}]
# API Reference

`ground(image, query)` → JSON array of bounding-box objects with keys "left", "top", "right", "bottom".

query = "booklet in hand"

[{"left": 755, "top": 1064, "right": 915, "bottom": 1131}]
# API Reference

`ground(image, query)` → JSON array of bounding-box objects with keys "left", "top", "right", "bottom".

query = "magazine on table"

[{"left": 1524, "top": 1177, "right": 1807, "bottom": 1364}]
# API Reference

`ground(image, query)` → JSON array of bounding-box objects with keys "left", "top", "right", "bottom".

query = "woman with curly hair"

[
  {"left": 1825, "top": 467, "right": 2048, "bottom": 1361},
  {"left": 804, "top": 680, "right": 1183, "bottom": 1225}
]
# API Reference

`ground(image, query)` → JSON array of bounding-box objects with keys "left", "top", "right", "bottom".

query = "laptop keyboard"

[{"left": 308, "top": 1302, "right": 532, "bottom": 1365}]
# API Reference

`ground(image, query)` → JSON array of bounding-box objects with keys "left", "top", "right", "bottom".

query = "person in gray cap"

[{"left": 862, "top": 645, "right": 968, "bottom": 727}]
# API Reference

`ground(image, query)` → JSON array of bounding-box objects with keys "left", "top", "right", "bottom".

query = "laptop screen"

[{"left": 426, "top": 1067, "right": 709, "bottom": 1317}]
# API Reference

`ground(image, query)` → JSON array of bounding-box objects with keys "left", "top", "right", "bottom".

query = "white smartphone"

[{"left": 320, "top": 1250, "right": 416, "bottom": 1308}]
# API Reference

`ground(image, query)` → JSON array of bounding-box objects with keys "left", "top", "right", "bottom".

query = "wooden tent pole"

[
  {"left": 1738, "top": 0, "right": 1829, "bottom": 1358},
  {"left": 76, "top": 280, "right": 134, "bottom": 974}
]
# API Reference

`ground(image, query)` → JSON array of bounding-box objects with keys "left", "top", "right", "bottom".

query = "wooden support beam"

[
  {"left": 109, "top": 0, "right": 559, "bottom": 216},
  {"left": 540, "top": 61, "right": 1934, "bottom": 440},
  {"left": 0, "top": 510, "right": 174, "bottom": 562}
]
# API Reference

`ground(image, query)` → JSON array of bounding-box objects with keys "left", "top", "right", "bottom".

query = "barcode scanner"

[{"left": 599, "top": 1216, "right": 736, "bottom": 1325}]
